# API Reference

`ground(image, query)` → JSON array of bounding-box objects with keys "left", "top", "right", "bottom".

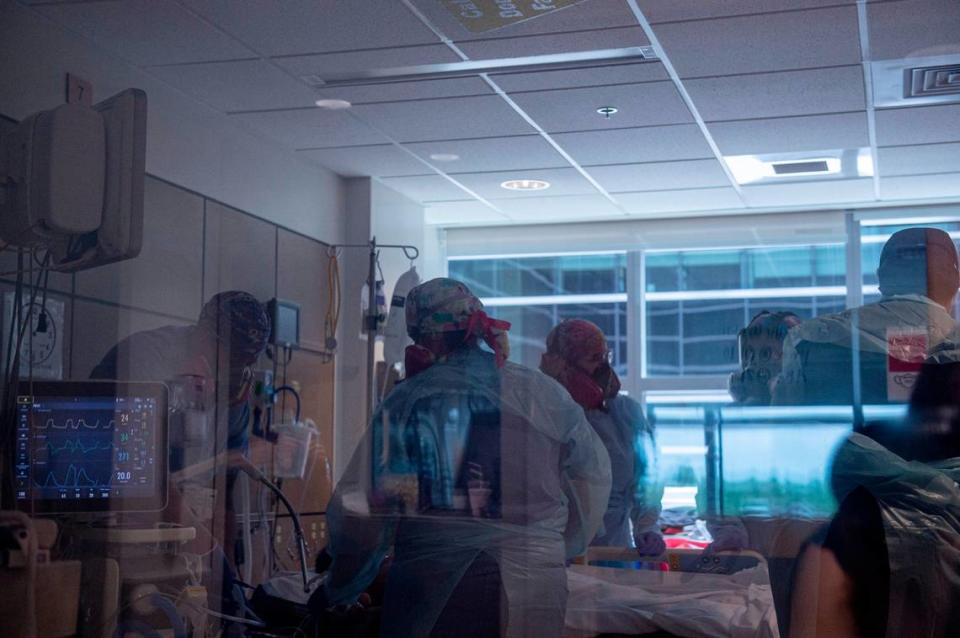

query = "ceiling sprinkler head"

[{"left": 596, "top": 106, "right": 619, "bottom": 119}]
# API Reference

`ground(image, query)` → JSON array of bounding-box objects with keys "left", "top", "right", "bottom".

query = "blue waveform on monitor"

[
  {"left": 44, "top": 439, "right": 114, "bottom": 456},
  {"left": 35, "top": 464, "right": 110, "bottom": 489},
  {"left": 40, "top": 417, "right": 116, "bottom": 430}
]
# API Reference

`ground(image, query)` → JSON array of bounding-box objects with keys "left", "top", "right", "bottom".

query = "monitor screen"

[
  {"left": 269, "top": 298, "right": 300, "bottom": 348},
  {"left": 14, "top": 381, "right": 167, "bottom": 512}
]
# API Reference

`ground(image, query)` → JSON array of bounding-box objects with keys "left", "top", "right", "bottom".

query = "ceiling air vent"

[
  {"left": 873, "top": 55, "right": 960, "bottom": 107},
  {"left": 771, "top": 160, "right": 831, "bottom": 175},
  {"left": 906, "top": 64, "right": 960, "bottom": 99}
]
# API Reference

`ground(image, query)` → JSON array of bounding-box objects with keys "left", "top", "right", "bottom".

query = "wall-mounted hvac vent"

[
  {"left": 771, "top": 160, "right": 831, "bottom": 175},
  {"left": 906, "top": 64, "right": 960, "bottom": 99},
  {"left": 873, "top": 55, "right": 960, "bottom": 107}
]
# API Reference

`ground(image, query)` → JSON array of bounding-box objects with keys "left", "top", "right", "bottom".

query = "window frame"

[{"left": 444, "top": 206, "right": 960, "bottom": 403}]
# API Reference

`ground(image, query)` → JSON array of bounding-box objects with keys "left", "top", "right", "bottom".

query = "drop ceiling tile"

[
  {"left": 553, "top": 125, "right": 714, "bottom": 164},
  {"left": 406, "top": 136, "right": 568, "bottom": 172},
  {"left": 181, "top": 0, "right": 440, "bottom": 55},
  {"left": 414, "top": 0, "right": 639, "bottom": 41},
  {"left": 741, "top": 178, "right": 875, "bottom": 207},
  {"left": 875, "top": 104, "right": 960, "bottom": 146},
  {"left": 150, "top": 59, "right": 318, "bottom": 112},
  {"left": 457, "top": 26, "right": 649, "bottom": 59},
  {"left": 617, "top": 187, "right": 743, "bottom": 215},
  {"left": 229, "top": 109, "right": 387, "bottom": 148},
  {"left": 586, "top": 159, "right": 732, "bottom": 192},
  {"left": 35, "top": 0, "right": 251, "bottom": 65},
  {"left": 708, "top": 112, "right": 870, "bottom": 155},
  {"left": 880, "top": 173, "right": 960, "bottom": 200},
  {"left": 453, "top": 168, "right": 599, "bottom": 200},
  {"left": 491, "top": 62, "right": 668, "bottom": 92},
  {"left": 379, "top": 174, "right": 472, "bottom": 202},
  {"left": 298, "top": 145, "right": 429, "bottom": 177},
  {"left": 686, "top": 66, "right": 866, "bottom": 122},
  {"left": 868, "top": 0, "right": 960, "bottom": 60},
  {"left": 653, "top": 6, "right": 861, "bottom": 77},
  {"left": 351, "top": 95, "right": 534, "bottom": 142},
  {"left": 498, "top": 195, "right": 624, "bottom": 221},
  {"left": 273, "top": 45, "right": 462, "bottom": 79},
  {"left": 310, "top": 77, "right": 492, "bottom": 105},
  {"left": 877, "top": 143, "right": 960, "bottom": 177},
  {"left": 637, "top": 0, "right": 854, "bottom": 23},
  {"left": 425, "top": 200, "right": 510, "bottom": 225},
  {"left": 509, "top": 81, "right": 692, "bottom": 132}
]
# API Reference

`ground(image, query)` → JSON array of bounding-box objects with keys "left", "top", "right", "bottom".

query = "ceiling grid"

[
  {"left": 856, "top": 0, "right": 883, "bottom": 200},
  {"left": 16, "top": 0, "right": 960, "bottom": 226}
]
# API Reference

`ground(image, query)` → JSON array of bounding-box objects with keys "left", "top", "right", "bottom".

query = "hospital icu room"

[{"left": 2, "top": 0, "right": 960, "bottom": 637}]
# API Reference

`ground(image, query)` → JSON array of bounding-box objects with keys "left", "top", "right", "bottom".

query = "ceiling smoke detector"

[{"left": 500, "top": 179, "right": 550, "bottom": 191}]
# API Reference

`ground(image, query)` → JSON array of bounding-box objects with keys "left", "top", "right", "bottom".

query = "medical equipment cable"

[
  {"left": 323, "top": 248, "right": 341, "bottom": 361},
  {"left": 240, "top": 471, "right": 255, "bottom": 584},
  {"left": 155, "top": 593, "right": 267, "bottom": 629},
  {"left": 1, "top": 249, "right": 49, "bottom": 506},
  {"left": 236, "top": 462, "right": 312, "bottom": 593},
  {"left": 274, "top": 385, "right": 301, "bottom": 422}
]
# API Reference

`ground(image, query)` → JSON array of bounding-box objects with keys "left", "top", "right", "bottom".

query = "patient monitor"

[{"left": 14, "top": 380, "right": 168, "bottom": 513}]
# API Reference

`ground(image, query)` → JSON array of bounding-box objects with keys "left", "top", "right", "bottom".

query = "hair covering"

[
  {"left": 404, "top": 278, "right": 511, "bottom": 369},
  {"left": 731, "top": 310, "right": 802, "bottom": 405},
  {"left": 877, "top": 228, "right": 951, "bottom": 297},
  {"left": 198, "top": 290, "right": 270, "bottom": 362},
  {"left": 740, "top": 310, "right": 802, "bottom": 343},
  {"left": 541, "top": 319, "right": 620, "bottom": 411}
]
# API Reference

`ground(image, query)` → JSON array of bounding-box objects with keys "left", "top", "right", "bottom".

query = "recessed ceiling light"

[
  {"left": 314, "top": 99, "right": 352, "bottom": 110},
  {"left": 429, "top": 153, "right": 460, "bottom": 162},
  {"left": 501, "top": 179, "right": 551, "bottom": 191},
  {"left": 857, "top": 149, "right": 875, "bottom": 177}
]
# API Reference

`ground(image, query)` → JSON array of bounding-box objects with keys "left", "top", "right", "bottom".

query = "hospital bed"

[{"left": 565, "top": 547, "right": 780, "bottom": 638}]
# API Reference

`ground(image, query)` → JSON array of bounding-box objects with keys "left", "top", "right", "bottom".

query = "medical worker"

[
  {"left": 791, "top": 356, "right": 960, "bottom": 637},
  {"left": 540, "top": 319, "right": 664, "bottom": 554},
  {"left": 91, "top": 290, "right": 270, "bottom": 463},
  {"left": 312, "top": 278, "right": 611, "bottom": 638},
  {"left": 774, "top": 227, "right": 959, "bottom": 405}
]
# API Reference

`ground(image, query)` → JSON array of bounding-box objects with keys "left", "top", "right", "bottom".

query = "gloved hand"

[
  {"left": 705, "top": 519, "right": 749, "bottom": 554},
  {"left": 634, "top": 530, "right": 666, "bottom": 556},
  {"left": 308, "top": 584, "right": 369, "bottom": 616}
]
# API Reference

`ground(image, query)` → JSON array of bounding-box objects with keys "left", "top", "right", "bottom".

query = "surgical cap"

[
  {"left": 199, "top": 290, "right": 270, "bottom": 359},
  {"left": 545, "top": 319, "right": 608, "bottom": 364},
  {"left": 404, "top": 277, "right": 484, "bottom": 340}
]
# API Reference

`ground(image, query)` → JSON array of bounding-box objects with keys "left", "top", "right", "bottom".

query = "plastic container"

[{"left": 272, "top": 419, "right": 318, "bottom": 479}]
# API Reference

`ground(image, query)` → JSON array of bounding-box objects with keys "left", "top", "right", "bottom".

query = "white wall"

[
  {"left": 333, "top": 179, "right": 426, "bottom": 480},
  {"left": 0, "top": 1, "right": 344, "bottom": 242}
]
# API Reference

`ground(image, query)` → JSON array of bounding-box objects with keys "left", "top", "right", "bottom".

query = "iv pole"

[{"left": 329, "top": 237, "right": 420, "bottom": 424}]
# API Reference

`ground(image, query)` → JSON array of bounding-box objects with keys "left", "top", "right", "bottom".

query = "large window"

[
  {"left": 448, "top": 253, "right": 628, "bottom": 377},
  {"left": 643, "top": 245, "right": 847, "bottom": 376},
  {"left": 447, "top": 211, "right": 960, "bottom": 521}
]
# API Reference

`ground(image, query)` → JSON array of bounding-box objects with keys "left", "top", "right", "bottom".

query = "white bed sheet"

[{"left": 564, "top": 564, "right": 780, "bottom": 638}]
